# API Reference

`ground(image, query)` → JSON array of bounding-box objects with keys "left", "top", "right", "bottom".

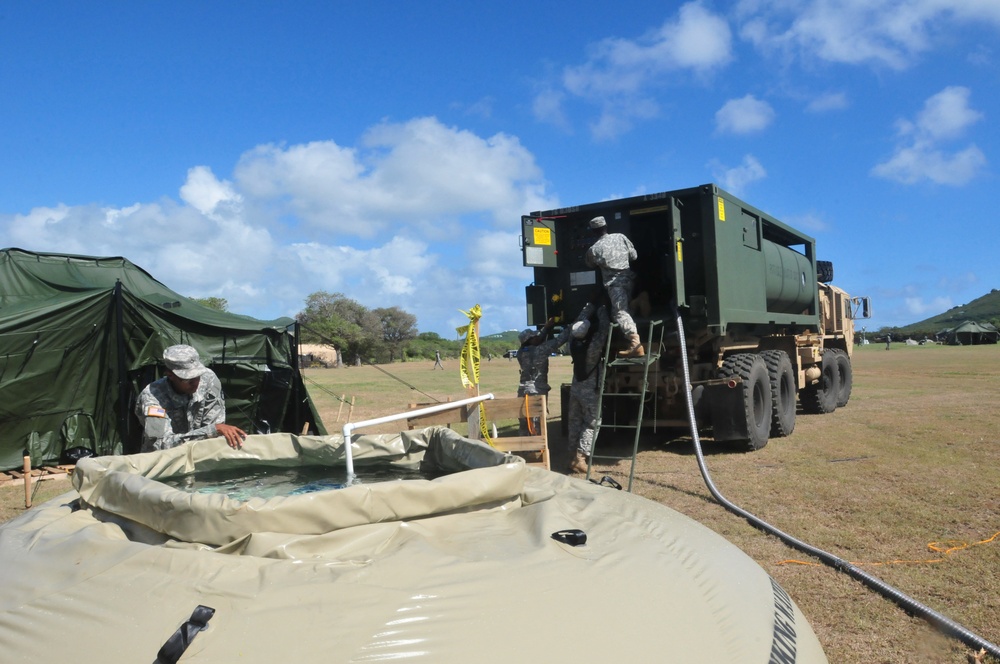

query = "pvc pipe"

[{"left": 341, "top": 393, "right": 495, "bottom": 477}]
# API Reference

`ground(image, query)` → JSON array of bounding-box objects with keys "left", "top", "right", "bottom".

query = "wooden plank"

[
  {"left": 492, "top": 436, "right": 547, "bottom": 452},
  {"left": 406, "top": 401, "right": 469, "bottom": 429},
  {"left": 406, "top": 411, "right": 465, "bottom": 428},
  {"left": 483, "top": 396, "right": 546, "bottom": 421}
]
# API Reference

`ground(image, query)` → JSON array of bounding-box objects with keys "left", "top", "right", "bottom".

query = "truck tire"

[
  {"left": 834, "top": 350, "right": 852, "bottom": 408},
  {"left": 761, "top": 350, "right": 796, "bottom": 438},
  {"left": 801, "top": 349, "right": 840, "bottom": 414},
  {"left": 817, "top": 260, "right": 834, "bottom": 283},
  {"left": 720, "top": 353, "right": 772, "bottom": 451}
]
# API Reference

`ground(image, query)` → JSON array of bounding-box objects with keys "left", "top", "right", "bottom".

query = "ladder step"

[
  {"left": 609, "top": 357, "right": 659, "bottom": 366},
  {"left": 590, "top": 319, "right": 666, "bottom": 492}
]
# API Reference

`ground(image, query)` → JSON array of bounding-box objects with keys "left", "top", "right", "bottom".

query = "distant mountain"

[{"left": 897, "top": 289, "right": 1000, "bottom": 335}]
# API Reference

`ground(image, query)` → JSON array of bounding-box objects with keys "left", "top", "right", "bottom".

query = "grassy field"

[{"left": 2, "top": 344, "right": 999, "bottom": 662}]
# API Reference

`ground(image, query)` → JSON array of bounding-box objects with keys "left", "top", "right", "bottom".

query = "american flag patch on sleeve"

[{"left": 146, "top": 405, "right": 167, "bottom": 418}]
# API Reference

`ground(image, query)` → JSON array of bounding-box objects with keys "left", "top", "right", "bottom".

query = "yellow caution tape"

[
  {"left": 457, "top": 304, "right": 493, "bottom": 445},
  {"left": 778, "top": 531, "right": 1000, "bottom": 567}
]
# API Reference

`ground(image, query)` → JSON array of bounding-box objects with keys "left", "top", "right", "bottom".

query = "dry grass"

[{"left": 2, "top": 345, "right": 998, "bottom": 662}]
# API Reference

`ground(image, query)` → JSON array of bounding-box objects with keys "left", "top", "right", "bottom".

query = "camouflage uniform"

[
  {"left": 135, "top": 370, "right": 227, "bottom": 452},
  {"left": 567, "top": 305, "right": 610, "bottom": 456},
  {"left": 585, "top": 232, "right": 638, "bottom": 336},
  {"left": 517, "top": 325, "right": 574, "bottom": 435}
]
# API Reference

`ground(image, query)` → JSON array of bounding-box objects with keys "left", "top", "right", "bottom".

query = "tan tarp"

[{"left": 0, "top": 428, "right": 827, "bottom": 663}]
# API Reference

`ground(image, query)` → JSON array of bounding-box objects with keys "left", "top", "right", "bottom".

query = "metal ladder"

[{"left": 585, "top": 319, "right": 664, "bottom": 492}]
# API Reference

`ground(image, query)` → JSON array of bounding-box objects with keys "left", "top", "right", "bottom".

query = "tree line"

[
  {"left": 194, "top": 291, "right": 517, "bottom": 364},
  {"left": 295, "top": 291, "right": 515, "bottom": 364}
]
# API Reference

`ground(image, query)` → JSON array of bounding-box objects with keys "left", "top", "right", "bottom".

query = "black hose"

[{"left": 672, "top": 307, "right": 1000, "bottom": 659}]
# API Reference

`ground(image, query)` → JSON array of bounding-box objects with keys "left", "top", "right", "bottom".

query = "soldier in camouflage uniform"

[
  {"left": 566, "top": 304, "right": 610, "bottom": 473},
  {"left": 585, "top": 216, "right": 644, "bottom": 357},
  {"left": 515, "top": 318, "right": 570, "bottom": 435},
  {"left": 135, "top": 345, "right": 247, "bottom": 452}
]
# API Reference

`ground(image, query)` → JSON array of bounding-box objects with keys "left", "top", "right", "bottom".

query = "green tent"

[
  {"left": 938, "top": 320, "right": 1000, "bottom": 346},
  {"left": 0, "top": 248, "right": 326, "bottom": 472}
]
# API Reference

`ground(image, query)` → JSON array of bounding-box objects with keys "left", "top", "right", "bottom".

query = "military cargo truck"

[{"left": 521, "top": 183, "right": 870, "bottom": 450}]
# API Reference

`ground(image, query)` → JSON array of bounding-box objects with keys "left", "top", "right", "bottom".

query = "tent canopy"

[{"left": 0, "top": 248, "right": 325, "bottom": 471}]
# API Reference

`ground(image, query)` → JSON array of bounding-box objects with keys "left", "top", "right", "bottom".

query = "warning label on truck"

[
  {"left": 533, "top": 227, "right": 552, "bottom": 246},
  {"left": 718, "top": 197, "right": 726, "bottom": 221}
]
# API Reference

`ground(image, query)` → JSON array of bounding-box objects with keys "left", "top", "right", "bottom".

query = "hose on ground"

[{"left": 672, "top": 306, "right": 1000, "bottom": 659}]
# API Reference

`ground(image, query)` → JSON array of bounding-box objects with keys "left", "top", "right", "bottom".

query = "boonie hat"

[
  {"left": 163, "top": 344, "right": 208, "bottom": 380},
  {"left": 571, "top": 320, "right": 590, "bottom": 339},
  {"left": 518, "top": 329, "right": 537, "bottom": 345}
]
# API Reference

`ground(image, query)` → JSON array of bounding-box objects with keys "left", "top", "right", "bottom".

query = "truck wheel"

[
  {"left": 720, "top": 353, "right": 772, "bottom": 451},
  {"left": 761, "top": 350, "right": 796, "bottom": 438},
  {"left": 801, "top": 349, "right": 840, "bottom": 414},
  {"left": 834, "top": 350, "right": 852, "bottom": 407}
]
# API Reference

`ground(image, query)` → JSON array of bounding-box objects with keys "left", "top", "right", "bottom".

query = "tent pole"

[
  {"left": 114, "top": 281, "right": 130, "bottom": 454},
  {"left": 291, "top": 322, "right": 302, "bottom": 434},
  {"left": 23, "top": 455, "right": 31, "bottom": 508}
]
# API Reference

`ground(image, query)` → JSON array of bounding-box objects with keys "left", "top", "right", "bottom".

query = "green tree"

[
  {"left": 374, "top": 306, "right": 418, "bottom": 362},
  {"left": 296, "top": 292, "right": 387, "bottom": 363},
  {"left": 192, "top": 296, "right": 229, "bottom": 312}
]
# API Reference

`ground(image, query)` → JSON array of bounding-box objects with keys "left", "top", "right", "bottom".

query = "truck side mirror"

[{"left": 851, "top": 297, "right": 872, "bottom": 319}]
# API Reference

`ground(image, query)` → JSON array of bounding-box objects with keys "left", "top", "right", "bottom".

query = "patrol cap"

[
  {"left": 163, "top": 344, "right": 208, "bottom": 380},
  {"left": 571, "top": 320, "right": 590, "bottom": 339},
  {"left": 589, "top": 216, "right": 607, "bottom": 229},
  {"left": 518, "top": 329, "right": 537, "bottom": 344}
]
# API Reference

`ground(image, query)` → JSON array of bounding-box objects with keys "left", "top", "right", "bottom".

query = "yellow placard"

[
  {"left": 717, "top": 197, "right": 726, "bottom": 221},
  {"left": 533, "top": 227, "right": 552, "bottom": 246},
  {"left": 676, "top": 240, "right": 683, "bottom": 262}
]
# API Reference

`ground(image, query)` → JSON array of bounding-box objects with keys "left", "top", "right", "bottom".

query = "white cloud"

[
  {"left": 564, "top": 3, "right": 731, "bottom": 98},
  {"left": 234, "top": 117, "right": 551, "bottom": 237},
  {"left": 179, "top": 166, "right": 242, "bottom": 217},
  {"left": 806, "top": 91, "right": 848, "bottom": 112},
  {"left": 872, "top": 86, "right": 986, "bottom": 186},
  {"left": 904, "top": 295, "right": 953, "bottom": 317},
  {"left": 872, "top": 145, "right": 986, "bottom": 186},
  {"left": 715, "top": 95, "right": 775, "bottom": 134},
  {"left": 736, "top": 0, "right": 1000, "bottom": 70},
  {"left": 909, "top": 86, "right": 984, "bottom": 141},
  {"left": 531, "top": 88, "right": 570, "bottom": 130},
  {"left": 1, "top": 118, "right": 556, "bottom": 337},
  {"left": 784, "top": 212, "right": 829, "bottom": 234},
  {"left": 536, "top": 1, "right": 732, "bottom": 139},
  {"left": 709, "top": 154, "right": 767, "bottom": 195}
]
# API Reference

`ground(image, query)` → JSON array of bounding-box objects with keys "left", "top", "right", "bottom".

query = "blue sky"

[{"left": 2, "top": 1, "right": 998, "bottom": 337}]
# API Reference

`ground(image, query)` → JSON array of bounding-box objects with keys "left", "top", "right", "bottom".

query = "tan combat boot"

[
  {"left": 568, "top": 451, "right": 589, "bottom": 474},
  {"left": 618, "top": 333, "right": 645, "bottom": 358}
]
